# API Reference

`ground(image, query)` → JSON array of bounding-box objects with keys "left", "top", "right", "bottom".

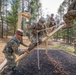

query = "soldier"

[
  {"left": 27, "top": 17, "right": 46, "bottom": 51},
  {"left": 1, "top": 29, "right": 28, "bottom": 75},
  {"left": 63, "top": 0, "right": 76, "bottom": 28},
  {"left": 48, "top": 14, "right": 56, "bottom": 27}
]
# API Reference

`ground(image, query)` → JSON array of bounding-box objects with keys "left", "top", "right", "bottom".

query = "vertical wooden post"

[
  {"left": 17, "top": 12, "right": 30, "bottom": 29},
  {"left": 17, "top": 13, "right": 22, "bottom": 29},
  {"left": 45, "top": 40, "right": 48, "bottom": 54}
]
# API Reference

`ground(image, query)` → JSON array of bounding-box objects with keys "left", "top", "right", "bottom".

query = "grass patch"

[{"left": 52, "top": 43, "right": 76, "bottom": 56}]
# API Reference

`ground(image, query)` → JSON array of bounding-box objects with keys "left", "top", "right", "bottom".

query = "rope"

[
  {"left": 37, "top": 23, "right": 64, "bottom": 32},
  {"left": 39, "top": 25, "right": 55, "bottom": 32},
  {"left": 37, "top": 32, "right": 40, "bottom": 70},
  {"left": 36, "top": 23, "right": 65, "bottom": 70}
]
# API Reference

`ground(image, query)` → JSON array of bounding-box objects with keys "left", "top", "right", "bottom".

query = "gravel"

[{"left": 10, "top": 49, "right": 76, "bottom": 75}]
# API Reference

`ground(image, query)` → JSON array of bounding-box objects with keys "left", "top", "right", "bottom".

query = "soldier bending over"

[
  {"left": 27, "top": 17, "right": 46, "bottom": 51},
  {"left": 63, "top": 0, "right": 76, "bottom": 28}
]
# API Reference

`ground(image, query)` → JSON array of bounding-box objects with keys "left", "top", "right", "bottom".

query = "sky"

[{"left": 40, "top": 0, "right": 64, "bottom": 17}]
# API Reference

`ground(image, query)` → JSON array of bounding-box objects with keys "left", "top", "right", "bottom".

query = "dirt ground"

[
  {"left": 11, "top": 50, "right": 76, "bottom": 75},
  {"left": 0, "top": 36, "right": 76, "bottom": 75}
]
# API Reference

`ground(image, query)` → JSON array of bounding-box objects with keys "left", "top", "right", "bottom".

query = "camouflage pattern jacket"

[
  {"left": 3, "top": 35, "right": 27, "bottom": 55},
  {"left": 29, "top": 22, "right": 46, "bottom": 36},
  {"left": 68, "top": 0, "right": 76, "bottom": 11}
]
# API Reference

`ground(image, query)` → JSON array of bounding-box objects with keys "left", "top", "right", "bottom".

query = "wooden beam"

[
  {"left": 17, "top": 12, "right": 30, "bottom": 29},
  {"left": 42, "top": 24, "right": 64, "bottom": 42},
  {"left": 45, "top": 40, "right": 48, "bottom": 54},
  {"left": 0, "top": 59, "right": 7, "bottom": 71},
  {"left": 17, "top": 13, "right": 22, "bottom": 29},
  {"left": 22, "top": 12, "right": 30, "bottom": 19}
]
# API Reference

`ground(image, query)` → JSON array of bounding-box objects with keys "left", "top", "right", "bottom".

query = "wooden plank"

[
  {"left": 0, "top": 24, "right": 64, "bottom": 72},
  {"left": 42, "top": 24, "right": 64, "bottom": 42},
  {"left": 22, "top": 12, "right": 30, "bottom": 19},
  {"left": 17, "top": 13, "right": 22, "bottom": 29},
  {"left": 17, "top": 12, "right": 30, "bottom": 29},
  {"left": 0, "top": 59, "right": 7, "bottom": 71},
  {"left": 45, "top": 40, "right": 48, "bottom": 54}
]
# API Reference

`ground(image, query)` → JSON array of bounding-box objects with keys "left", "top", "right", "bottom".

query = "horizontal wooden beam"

[{"left": 17, "top": 12, "right": 31, "bottom": 29}]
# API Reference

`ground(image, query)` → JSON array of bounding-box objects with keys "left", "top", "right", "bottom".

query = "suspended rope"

[{"left": 37, "top": 32, "right": 40, "bottom": 70}]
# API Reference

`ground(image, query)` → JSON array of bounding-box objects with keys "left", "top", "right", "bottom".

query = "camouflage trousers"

[
  {"left": 27, "top": 34, "right": 42, "bottom": 51},
  {"left": 63, "top": 10, "right": 76, "bottom": 24},
  {"left": 2, "top": 53, "right": 16, "bottom": 74}
]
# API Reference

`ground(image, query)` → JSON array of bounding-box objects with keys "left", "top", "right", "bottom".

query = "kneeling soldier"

[{"left": 1, "top": 29, "right": 28, "bottom": 75}]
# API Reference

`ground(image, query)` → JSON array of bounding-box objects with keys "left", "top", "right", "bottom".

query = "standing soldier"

[
  {"left": 1, "top": 29, "right": 28, "bottom": 75},
  {"left": 27, "top": 17, "right": 46, "bottom": 51},
  {"left": 48, "top": 14, "right": 56, "bottom": 27}
]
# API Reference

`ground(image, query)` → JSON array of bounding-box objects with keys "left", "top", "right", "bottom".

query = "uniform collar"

[{"left": 14, "top": 35, "right": 21, "bottom": 43}]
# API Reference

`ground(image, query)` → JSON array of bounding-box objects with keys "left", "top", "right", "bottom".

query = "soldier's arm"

[
  {"left": 52, "top": 18, "right": 56, "bottom": 25},
  {"left": 10, "top": 40, "right": 24, "bottom": 55},
  {"left": 68, "top": 0, "right": 76, "bottom": 11},
  {"left": 43, "top": 24, "right": 48, "bottom": 36},
  {"left": 20, "top": 38, "right": 28, "bottom": 47},
  {"left": 29, "top": 23, "right": 35, "bottom": 29},
  {"left": 30, "top": 23, "right": 38, "bottom": 34}
]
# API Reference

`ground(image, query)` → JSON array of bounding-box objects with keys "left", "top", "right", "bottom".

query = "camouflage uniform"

[
  {"left": 48, "top": 14, "right": 56, "bottom": 27},
  {"left": 2, "top": 29, "right": 28, "bottom": 74},
  {"left": 27, "top": 17, "right": 46, "bottom": 51},
  {"left": 63, "top": 0, "right": 76, "bottom": 26}
]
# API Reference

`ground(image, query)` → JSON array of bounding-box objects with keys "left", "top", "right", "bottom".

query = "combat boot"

[{"left": 0, "top": 71, "right": 11, "bottom": 75}]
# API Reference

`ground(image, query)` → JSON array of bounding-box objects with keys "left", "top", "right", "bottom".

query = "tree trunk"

[
  {"left": 0, "top": 0, "right": 2, "bottom": 16},
  {"left": 66, "top": 28, "right": 70, "bottom": 44},
  {"left": 6, "top": 0, "right": 8, "bottom": 38},
  {"left": 13, "top": 27, "right": 16, "bottom": 35},
  {"left": 1, "top": 16, "right": 3, "bottom": 38},
  {"left": 21, "top": 0, "right": 24, "bottom": 30}
]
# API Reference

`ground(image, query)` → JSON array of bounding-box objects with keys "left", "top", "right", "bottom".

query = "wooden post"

[
  {"left": 45, "top": 40, "right": 48, "bottom": 54},
  {"left": 44, "top": 24, "right": 49, "bottom": 54},
  {"left": 0, "top": 59, "right": 7, "bottom": 71},
  {"left": 17, "top": 12, "right": 30, "bottom": 29},
  {"left": 17, "top": 13, "right": 22, "bottom": 29},
  {"left": 42, "top": 24, "right": 64, "bottom": 42}
]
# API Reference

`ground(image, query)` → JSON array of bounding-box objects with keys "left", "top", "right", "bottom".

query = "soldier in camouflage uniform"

[
  {"left": 63, "top": 0, "right": 76, "bottom": 28},
  {"left": 27, "top": 17, "right": 46, "bottom": 51},
  {"left": 49, "top": 14, "right": 56, "bottom": 27},
  {"left": 1, "top": 29, "right": 28, "bottom": 75}
]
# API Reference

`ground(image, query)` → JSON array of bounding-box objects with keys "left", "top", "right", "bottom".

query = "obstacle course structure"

[{"left": 1, "top": 1, "right": 76, "bottom": 72}]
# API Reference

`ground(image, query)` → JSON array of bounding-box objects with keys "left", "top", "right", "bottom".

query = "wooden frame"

[{"left": 17, "top": 12, "right": 30, "bottom": 29}]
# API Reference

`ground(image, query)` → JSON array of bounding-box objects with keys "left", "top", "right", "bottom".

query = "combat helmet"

[
  {"left": 38, "top": 17, "right": 46, "bottom": 25},
  {"left": 16, "top": 29, "right": 24, "bottom": 36}
]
